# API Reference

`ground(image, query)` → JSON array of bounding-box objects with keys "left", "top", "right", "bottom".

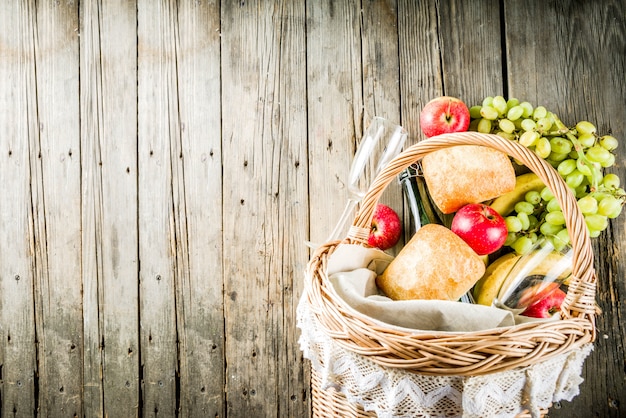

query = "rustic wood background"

[{"left": 0, "top": 0, "right": 624, "bottom": 417}]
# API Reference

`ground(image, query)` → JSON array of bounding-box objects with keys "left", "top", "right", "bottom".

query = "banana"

[
  {"left": 489, "top": 173, "right": 546, "bottom": 216},
  {"left": 473, "top": 250, "right": 569, "bottom": 306},
  {"left": 473, "top": 253, "right": 520, "bottom": 306}
]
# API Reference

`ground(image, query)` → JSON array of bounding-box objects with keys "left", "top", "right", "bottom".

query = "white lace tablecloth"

[{"left": 297, "top": 294, "right": 593, "bottom": 418}]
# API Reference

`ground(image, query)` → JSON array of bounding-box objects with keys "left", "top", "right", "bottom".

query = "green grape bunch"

[{"left": 468, "top": 96, "right": 625, "bottom": 254}]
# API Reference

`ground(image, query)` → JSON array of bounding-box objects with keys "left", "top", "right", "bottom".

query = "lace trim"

[{"left": 297, "top": 294, "right": 592, "bottom": 418}]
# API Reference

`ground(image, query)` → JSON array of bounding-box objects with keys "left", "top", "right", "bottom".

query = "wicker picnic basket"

[{"left": 299, "top": 132, "right": 598, "bottom": 417}]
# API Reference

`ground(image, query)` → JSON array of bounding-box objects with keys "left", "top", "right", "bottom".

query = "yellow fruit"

[
  {"left": 489, "top": 173, "right": 546, "bottom": 216},
  {"left": 473, "top": 253, "right": 520, "bottom": 305},
  {"left": 473, "top": 250, "right": 570, "bottom": 306}
]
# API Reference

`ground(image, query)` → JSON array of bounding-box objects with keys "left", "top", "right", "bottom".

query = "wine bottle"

[{"left": 399, "top": 165, "right": 430, "bottom": 233}]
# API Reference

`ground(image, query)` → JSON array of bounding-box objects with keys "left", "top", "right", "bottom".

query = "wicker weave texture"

[
  {"left": 305, "top": 132, "right": 597, "bottom": 377},
  {"left": 311, "top": 370, "right": 377, "bottom": 418}
]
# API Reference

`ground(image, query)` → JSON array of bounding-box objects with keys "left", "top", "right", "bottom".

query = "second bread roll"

[
  {"left": 421, "top": 145, "right": 516, "bottom": 214},
  {"left": 377, "top": 224, "right": 486, "bottom": 301}
]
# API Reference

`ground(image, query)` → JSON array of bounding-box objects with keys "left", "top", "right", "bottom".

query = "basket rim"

[{"left": 306, "top": 131, "right": 598, "bottom": 376}]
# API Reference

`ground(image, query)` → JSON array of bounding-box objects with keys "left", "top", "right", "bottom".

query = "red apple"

[
  {"left": 518, "top": 283, "right": 567, "bottom": 318},
  {"left": 419, "top": 96, "right": 471, "bottom": 138},
  {"left": 368, "top": 204, "right": 402, "bottom": 250},
  {"left": 451, "top": 203, "right": 507, "bottom": 255}
]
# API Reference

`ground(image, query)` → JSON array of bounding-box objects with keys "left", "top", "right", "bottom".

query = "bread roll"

[
  {"left": 377, "top": 224, "right": 485, "bottom": 301},
  {"left": 421, "top": 145, "right": 516, "bottom": 214}
]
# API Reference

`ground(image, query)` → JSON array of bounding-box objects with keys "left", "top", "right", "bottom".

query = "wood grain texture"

[
  {"left": 79, "top": 0, "right": 106, "bottom": 414},
  {"left": 359, "top": 0, "right": 405, "bottom": 252},
  {"left": 0, "top": 1, "right": 37, "bottom": 416},
  {"left": 505, "top": 1, "right": 626, "bottom": 416},
  {"left": 0, "top": 1, "right": 624, "bottom": 417},
  {"left": 397, "top": 0, "right": 443, "bottom": 142},
  {"left": 361, "top": 0, "right": 403, "bottom": 122},
  {"left": 437, "top": 0, "right": 503, "bottom": 105},
  {"left": 80, "top": 0, "right": 139, "bottom": 416},
  {"left": 399, "top": 0, "right": 503, "bottom": 137},
  {"left": 138, "top": 0, "right": 178, "bottom": 415},
  {"left": 31, "top": 0, "right": 83, "bottom": 416},
  {"left": 221, "top": 0, "right": 309, "bottom": 416},
  {"left": 306, "top": 0, "right": 364, "bottom": 246},
  {"left": 174, "top": 0, "right": 224, "bottom": 416}
]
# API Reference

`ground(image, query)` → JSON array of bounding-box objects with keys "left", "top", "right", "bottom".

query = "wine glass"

[
  {"left": 306, "top": 117, "right": 408, "bottom": 249},
  {"left": 495, "top": 238, "right": 573, "bottom": 315}
]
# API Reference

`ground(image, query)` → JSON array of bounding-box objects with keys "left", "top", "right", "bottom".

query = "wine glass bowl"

[{"left": 495, "top": 238, "right": 573, "bottom": 314}]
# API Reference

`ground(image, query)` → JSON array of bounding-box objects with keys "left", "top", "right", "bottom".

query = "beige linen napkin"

[{"left": 326, "top": 243, "right": 517, "bottom": 332}]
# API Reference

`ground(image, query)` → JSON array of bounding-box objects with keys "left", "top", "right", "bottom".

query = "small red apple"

[
  {"left": 451, "top": 203, "right": 507, "bottom": 255},
  {"left": 368, "top": 204, "right": 402, "bottom": 250},
  {"left": 518, "top": 283, "right": 567, "bottom": 318},
  {"left": 419, "top": 96, "right": 471, "bottom": 138}
]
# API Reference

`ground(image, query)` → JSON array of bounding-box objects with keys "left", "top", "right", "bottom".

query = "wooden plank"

[
  {"left": 306, "top": 0, "right": 364, "bottom": 246},
  {"left": 173, "top": 0, "right": 225, "bottom": 416},
  {"left": 79, "top": 0, "right": 139, "bottom": 417},
  {"left": 221, "top": 1, "right": 309, "bottom": 415},
  {"left": 0, "top": 1, "right": 38, "bottom": 416},
  {"left": 397, "top": 0, "right": 443, "bottom": 141},
  {"left": 361, "top": 1, "right": 402, "bottom": 122},
  {"left": 78, "top": 0, "right": 106, "bottom": 414},
  {"left": 360, "top": 0, "right": 405, "bottom": 250},
  {"left": 398, "top": 0, "right": 503, "bottom": 140},
  {"left": 503, "top": 0, "right": 560, "bottom": 108},
  {"left": 265, "top": 4, "right": 310, "bottom": 415},
  {"left": 137, "top": 0, "right": 179, "bottom": 416},
  {"left": 437, "top": 0, "right": 503, "bottom": 105},
  {"left": 505, "top": 1, "right": 626, "bottom": 416},
  {"left": 30, "top": 1, "right": 83, "bottom": 416}
]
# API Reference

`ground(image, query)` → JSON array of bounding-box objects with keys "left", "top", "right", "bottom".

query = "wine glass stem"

[{"left": 326, "top": 198, "right": 359, "bottom": 243}]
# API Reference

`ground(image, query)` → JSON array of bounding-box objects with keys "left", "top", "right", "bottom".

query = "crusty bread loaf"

[
  {"left": 421, "top": 145, "right": 516, "bottom": 214},
  {"left": 376, "top": 224, "right": 485, "bottom": 301}
]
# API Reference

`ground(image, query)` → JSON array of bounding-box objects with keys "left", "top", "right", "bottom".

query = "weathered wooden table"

[{"left": 0, "top": 1, "right": 624, "bottom": 417}]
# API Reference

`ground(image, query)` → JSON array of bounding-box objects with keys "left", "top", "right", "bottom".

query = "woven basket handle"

[{"left": 348, "top": 131, "right": 597, "bottom": 319}]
